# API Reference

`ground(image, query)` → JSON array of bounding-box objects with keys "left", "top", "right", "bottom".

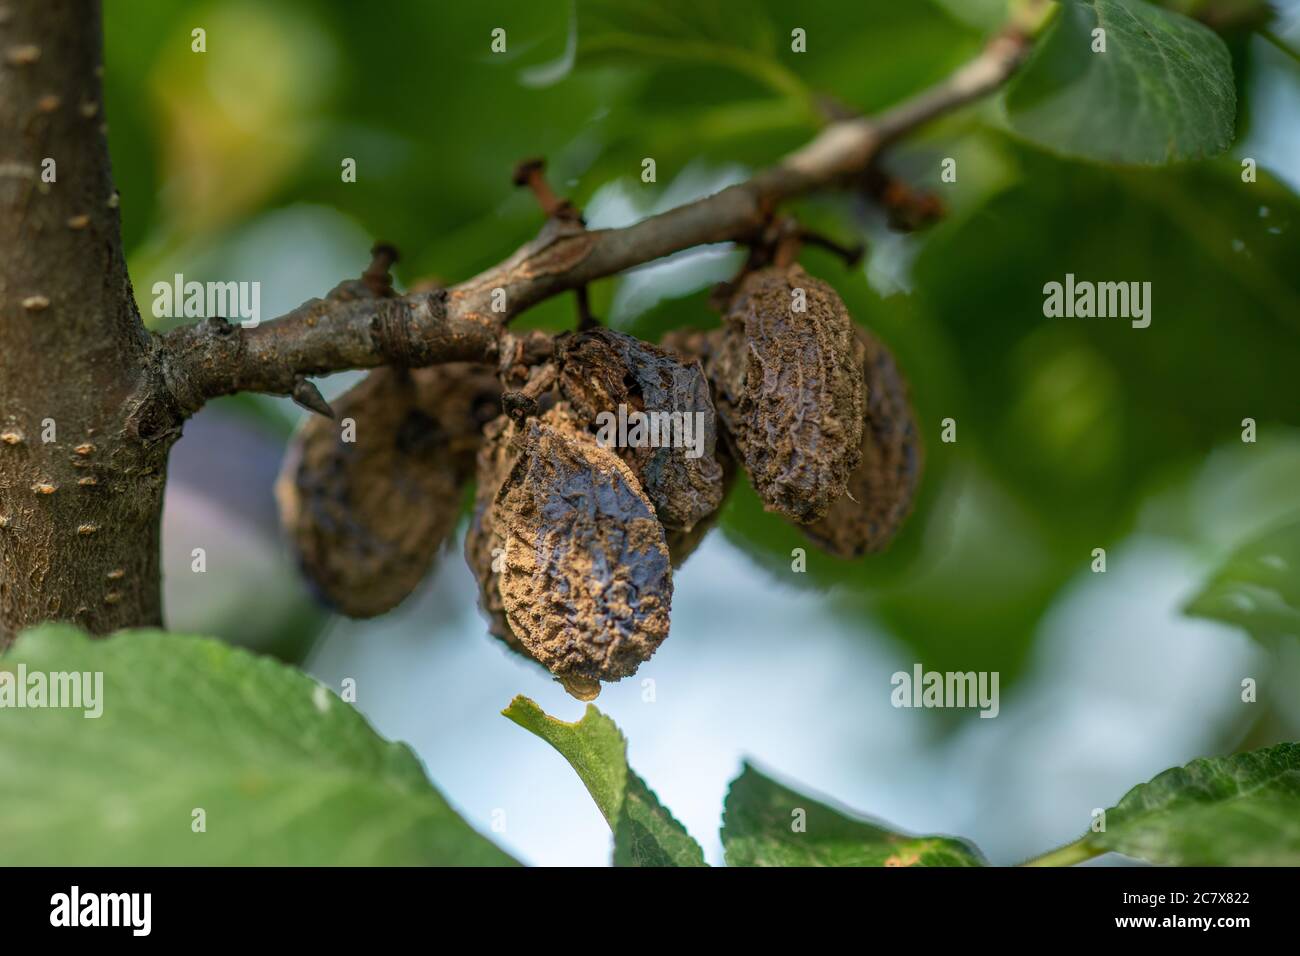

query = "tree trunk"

[{"left": 0, "top": 1, "right": 173, "bottom": 645}]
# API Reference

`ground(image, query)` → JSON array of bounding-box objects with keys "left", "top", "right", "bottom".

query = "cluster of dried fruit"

[
  {"left": 277, "top": 262, "right": 922, "bottom": 697},
  {"left": 274, "top": 363, "right": 500, "bottom": 617}
]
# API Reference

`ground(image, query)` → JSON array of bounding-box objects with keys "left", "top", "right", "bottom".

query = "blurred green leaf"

[
  {"left": 0, "top": 626, "right": 515, "bottom": 865},
  {"left": 503, "top": 696, "right": 706, "bottom": 866},
  {"left": 929, "top": 0, "right": 1010, "bottom": 32},
  {"left": 866, "top": 150, "right": 1300, "bottom": 683},
  {"left": 1186, "top": 516, "right": 1300, "bottom": 641},
  {"left": 147, "top": 0, "right": 337, "bottom": 237},
  {"left": 1139, "top": 430, "right": 1300, "bottom": 559},
  {"left": 1007, "top": 0, "right": 1236, "bottom": 164},
  {"left": 1086, "top": 742, "right": 1300, "bottom": 864},
  {"left": 722, "top": 764, "right": 986, "bottom": 866},
  {"left": 1159, "top": 0, "right": 1275, "bottom": 34},
  {"left": 551, "top": 0, "right": 807, "bottom": 101},
  {"left": 913, "top": 148, "right": 1300, "bottom": 546},
  {"left": 750, "top": 0, "right": 982, "bottom": 114}
]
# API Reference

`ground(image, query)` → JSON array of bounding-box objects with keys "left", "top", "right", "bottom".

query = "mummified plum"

[
  {"left": 663, "top": 446, "right": 737, "bottom": 568},
  {"left": 556, "top": 328, "right": 724, "bottom": 533},
  {"left": 652, "top": 327, "right": 736, "bottom": 566},
  {"left": 276, "top": 363, "right": 498, "bottom": 617},
  {"left": 465, "top": 414, "right": 521, "bottom": 647},
  {"left": 709, "top": 264, "right": 864, "bottom": 523},
  {"left": 494, "top": 405, "right": 672, "bottom": 682},
  {"left": 800, "top": 326, "right": 923, "bottom": 557},
  {"left": 465, "top": 419, "right": 603, "bottom": 701},
  {"left": 659, "top": 327, "right": 724, "bottom": 366}
]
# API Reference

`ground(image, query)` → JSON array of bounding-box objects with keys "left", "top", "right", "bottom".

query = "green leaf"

[
  {"left": 930, "top": 0, "right": 1009, "bottom": 31},
  {"left": 557, "top": 0, "right": 806, "bottom": 100},
  {"left": 909, "top": 146, "right": 1300, "bottom": 627},
  {"left": 1006, "top": 0, "right": 1236, "bottom": 164},
  {"left": 1186, "top": 516, "right": 1300, "bottom": 642},
  {"left": 0, "top": 626, "right": 515, "bottom": 865},
  {"left": 722, "top": 764, "right": 986, "bottom": 866},
  {"left": 1086, "top": 742, "right": 1300, "bottom": 864},
  {"left": 503, "top": 695, "right": 706, "bottom": 866}
]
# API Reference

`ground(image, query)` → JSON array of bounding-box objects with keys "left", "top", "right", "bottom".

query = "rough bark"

[{"left": 0, "top": 1, "right": 165, "bottom": 645}]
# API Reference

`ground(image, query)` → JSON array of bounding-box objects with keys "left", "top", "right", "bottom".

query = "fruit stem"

[{"left": 1021, "top": 837, "right": 1105, "bottom": 867}]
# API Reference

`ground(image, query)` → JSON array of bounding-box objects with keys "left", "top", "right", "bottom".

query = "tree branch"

[
  {"left": 157, "top": 287, "right": 500, "bottom": 414},
  {"left": 158, "top": 23, "right": 1035, "bottom": 413}
]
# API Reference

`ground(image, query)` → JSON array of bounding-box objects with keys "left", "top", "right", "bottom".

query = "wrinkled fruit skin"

[
  {"left": 655, "top": 328, "right": 734, "bottom": 566},
  {"left": 465, "top": 413, "right": 609, "bottom": 699},
  {"left": 465, "top": 414, "right": 522, "bottom": 647},
  {"left": 276, "top": 364, "right": 498, "bottom": 617},
  {"left": 659, "top": 327, "right": 723, "bottom": 366},
  {"left": 557, "top": 327, "right": 724, "bottom": 532},
  {"left": 709, "top": 264, "right": 865, "bottom": 523},
  {"left": 495, "top": 407, "right": 672, "bottom": 682},
  {"left": 663, "top": 445, "right": 736, "bottom": 568},
  {"left": 800, "top": 326, "right": 923, "bottom": 557}
]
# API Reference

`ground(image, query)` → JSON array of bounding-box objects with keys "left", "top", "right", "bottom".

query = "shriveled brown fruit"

[
  {"left": 709, "top": 264, "right": 864, "bottom": 523},
  {"left": 495, "top": 405, "right": 672, "bottom": 682},
  {"left": 466, "top": 416, "right": 608, "bottom": 699},
  {"left": 659, "top": 326, "right": 724, "bottom": 366},
  {"left": 800, "top": 327, "right": 923, "bottom": 557},
  {"left": 663, "top": 445, "right": 736, "bottom": 568},
  {"left": 276, "top": 363, "right": 498, "bottom": 617},
  {"left": 464, "top": 414, "right": 522, "bottom": 647},
  {"left": 410, "top": 362, "right": 504, "bottom": 473},
  {"left": 655, "top": 327, "right": 735, "bottom": 566},
  {"left": 556, "top": 328, "right": 724, "bottom": 532}
]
